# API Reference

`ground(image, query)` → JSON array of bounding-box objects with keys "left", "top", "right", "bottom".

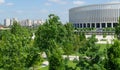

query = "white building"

[
  {"left": 25, "top": 19, "right": 32, "bottom": 26},
  {"left": 33, "top": 19, "right": 44, "bottom": 26},
  {"left": 4, "top": 18, "right": 44, "bottom": 27},
  {"left": 4, "top": 18, "right": 19, "bottom": 26},
  {"left": 10, "top": 18, "right": 18, "bottom": 25},
  {"left": 69, "top": 3, "right": 120, "bottom": 28},
  {"left": 4, "top": 18, "right": 11, "bottom": 26}
]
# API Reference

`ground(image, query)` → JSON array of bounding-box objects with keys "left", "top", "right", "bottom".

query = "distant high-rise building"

[
  {"left": 20, "top": 19, "right": 32, "bottom": 26},
  {"left": 33, "top": 19, "right": 44, "bottom": 26},
  {"left": 26, "top": 19, "right": 32, "bottom": 26},
  {"left": 4, "top": 18, "right": 44, "bottom": 27},
  {"left": 4, "top": 18, "right": 11, "bottom": 26},
  {"left": 10, "top": 18, "right": 18, "bottom": 25}
]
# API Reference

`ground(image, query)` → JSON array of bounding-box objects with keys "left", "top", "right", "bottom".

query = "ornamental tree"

[
  {"left": 0, "top": 22, "right": 41, "bottom": 70},
  {"left": 105, "top": 40, "right": 120, "bottom": 70},
  {"left": 115, "top": 17, "right": 120, "bottom": 39},
  {"left": 34, "top": 14, "right": 68, "bottom": 70}
]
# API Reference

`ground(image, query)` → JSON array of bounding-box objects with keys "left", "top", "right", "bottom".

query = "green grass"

[
  {"left": 67, "top": 61, "right": 77, "bottom": 68},
  {"left": 39, "top": 44, "right": 111, "bottom": 70},
  {"left": 97, "top": 44, "right": 107, "bottom": 52},
  {"left": 40, "top": 66, "right": 49, "bottom": 70},
  {"left": 96, "top": 44, "right": 111, "bottom": 52},
  {"left": 39, "top": 61, "right": 77, "bottom": 70}
]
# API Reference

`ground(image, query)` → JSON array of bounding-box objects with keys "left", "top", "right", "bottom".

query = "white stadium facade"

[{"left": 69, "top": 3, "right": 120, "bottom": 28}]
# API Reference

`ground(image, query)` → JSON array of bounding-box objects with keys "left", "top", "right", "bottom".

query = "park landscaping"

[{"left": 0, "top": 14, "right": 120, "bottom": 70}]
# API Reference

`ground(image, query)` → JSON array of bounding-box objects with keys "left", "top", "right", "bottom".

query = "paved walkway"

[
  {"left": 86, "top": 35, "right": 114, "bottom": 44},
  {"left": 41, "top": 35, "right": 115, "bottom": 68},
  {"left": 41, "top": 55, "right": 79, "bottom": 68}
]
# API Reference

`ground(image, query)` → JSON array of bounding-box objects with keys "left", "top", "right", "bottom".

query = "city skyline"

[{"left": 0, "top": 0, "right": 120, "bottom": 24}]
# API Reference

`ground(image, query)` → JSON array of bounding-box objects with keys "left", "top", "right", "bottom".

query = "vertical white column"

[
  {"left": 111, "top": 23, "right": 113, "bottom": 28},
  {"left": 82, "top": 23, "right": 83, "bottom": 28},
  {"left": 105, "top": 23, "right": 107, "bottom": 28},
  {"left": 86, "top": 23, "right": 87, "bottom": 28},
  {"left": 95, "top": 23, "right": 96, "bottom": 28},
  {"left": 100, "top": 23, "right": 102, "bottom": 28},
  {"left": 90, "top": 23, "right": 91, "bottom": 28}
]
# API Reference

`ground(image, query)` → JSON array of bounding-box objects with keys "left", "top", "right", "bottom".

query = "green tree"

[
  {"left": 48, "top": 40, "right": 65, "bottom": 70},
  {"left": 34, "top": 14, "right": 67, "bottom": 70},
  {"left": 0, "top": 31, "right": 28, "bottom": 70},
  {"left": 0, "top": 22, "right": 41, "bottom": 70},
  {"left": 115, "top": 18, "right": 120, "bottom": 39},
  {"left": 63, "top": 23, "right": 74, "bottom": 55},
  {"left": 105, "top": 40, "right": 120, "bottom": 70},
  {"left": 77, "top": 35, "right": 106, "bottom": 70}
]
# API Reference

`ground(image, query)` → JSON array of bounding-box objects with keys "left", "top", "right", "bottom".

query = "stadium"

[{"left": 69, "top": 3, "right": 120, "bottom": 28}]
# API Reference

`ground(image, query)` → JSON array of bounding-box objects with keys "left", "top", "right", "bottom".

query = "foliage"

[
  {"left": 49, "top": 43, "right": 64, "bottom": 70},
  {"left": 34, "top": 14, "right": 72, "bottom": 70},
  {"left": 0, "top": 22, "right": 41, "bottom": 70},
  {"left": 63, "top": 23, "right": 74, "bottom": 55},
  {"left": 77, "top": 35, "right": 106, "bottom": 70},
  {"left": 115, "top": 17, "right": 120, "bottom": 39},
  {"left": 34, "top": 14, "right": 66, "bottom": 53},
  {"left": 105, "top": 40, "right": 120, "bottom": 70},
  {"left": 103, "top": 33, "right": 107, "bottom": 38}
]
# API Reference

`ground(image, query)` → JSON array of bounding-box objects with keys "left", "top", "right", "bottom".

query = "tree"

[
  {"left": 34, "top": 14, "right": 67, "bottom": 70},
  {"left": 48, "top": 40, "right": 65, "bottom": 70},
  {"left": 105, "top": 40, "right": 120, "bottom": 70},
  {"left": 0, "top": 31, "right": 28, "bottom": 70},
  {"left": 76, "top": 35, "right": 106, "bottom": 70},
  {"left": 0, "top": 22, "right": 41, "bottom": 70},
  {"left": 63, "top": 23, "right": 74, "bottom": 55},
  {"left": 115, "top": 17, "right": 120, "bottom": 39}
]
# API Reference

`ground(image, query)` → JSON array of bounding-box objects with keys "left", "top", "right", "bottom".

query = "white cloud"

[
  {"left": 6, "top": 3, "right": 14, "bottom": 6},
  {"left": 48, "top": 0, "right": 67, "bottom": 4},
  {"left": 45, "top": 2, "right": 52, "bottom": 6},
  {"left": 0, "top": 0, "right": 5, "bottom": 4},
  {"left": 108, "top": 0, "right": 120, "bottom": 3},
  {"left": 73, "top": 0, "right": 85, "bottom": 5}
]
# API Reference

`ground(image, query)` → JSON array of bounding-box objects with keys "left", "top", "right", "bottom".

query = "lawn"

[
  {"left": 40, "top": 66, "right": 48, "bottom": 70},
  {"left": 39, "top": 44, "right": 111, "bottom": 70},
  {"left": 40, "top": 61, "right": 77, "bottom": 70},
  {"left": 96, "top": 44, "right": 111, "bottom": 52}
]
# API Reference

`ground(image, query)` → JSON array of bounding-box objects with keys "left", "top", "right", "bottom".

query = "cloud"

[
  {"left": 73, "top": 0, "right": 85, "bottom": 5},
  {"left": 45, "top": 2, "right": 52, "bottom": 6},
  {"left": 48, "top": 0, "right": 67, "bottom": 4},
  {"left": 6, "top": 3, "right": 14, "bottom": 6},
  {"left": 108, "top": 0, "right": 120, "bottom": 3},
  {"left": 0, "top": 0, "right": 5, "bottom": 4}
]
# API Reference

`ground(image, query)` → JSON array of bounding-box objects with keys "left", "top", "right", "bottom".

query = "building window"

[
  {"left": 83, "top": 23, "right": 86, "bottom": 28},
  {"left": 96, "top": 23, "right": 100, "bottom": 28},
  {"left": 102, "top": 23, "right": 105, "bottom": 28},
  {"left": 113, "top": 23, "right": 118, "bottom": 27},
  {"left": 80, "top": 23, "right": 82, "bottom": 28},
  {"left": 107, "top": 23, "right": 111, "bottom": 27},
  {"left": 77, "top": 24, "right": 79, "bottom": 28},
  {"left": 87, "top": 23, "right": 90, "bottom": 28},
  {"left": 92, "top": 23, "right": 95, "bottom": 28}
]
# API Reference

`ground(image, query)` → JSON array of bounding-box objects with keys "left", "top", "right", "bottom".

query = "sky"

[{"left": 0, "top": 0, "right": 120, "bottom": 24}]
